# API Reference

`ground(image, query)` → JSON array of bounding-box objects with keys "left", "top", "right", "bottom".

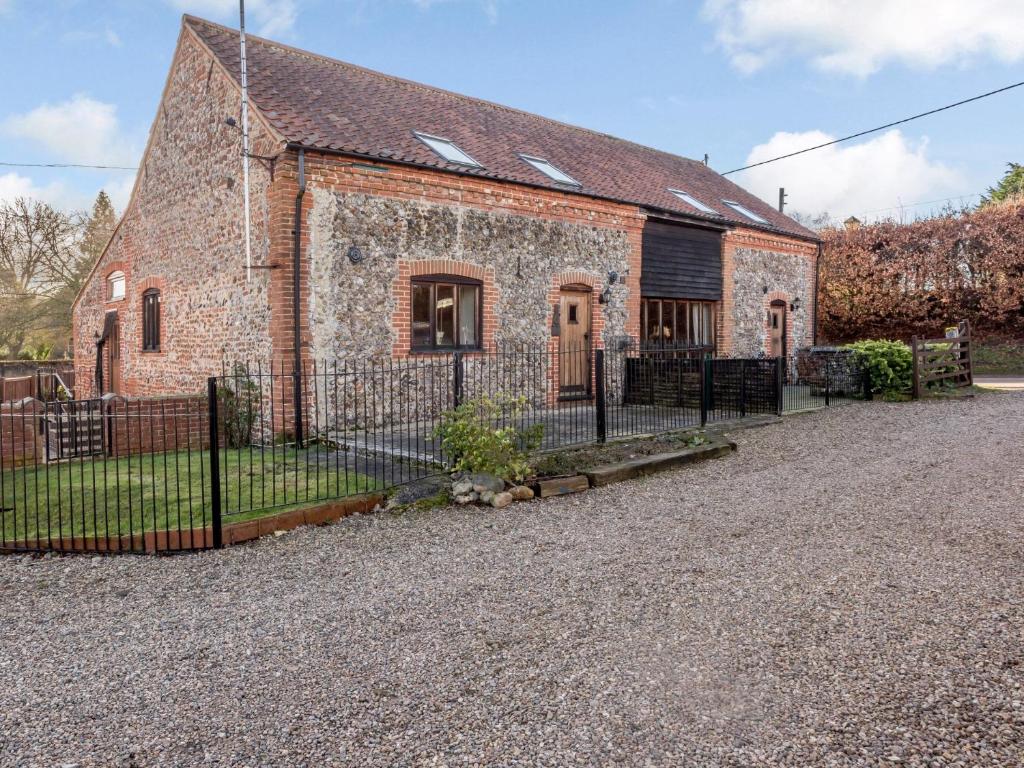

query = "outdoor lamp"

[{"left": 791, "top": 296, "right": 802, "bottom": 312}]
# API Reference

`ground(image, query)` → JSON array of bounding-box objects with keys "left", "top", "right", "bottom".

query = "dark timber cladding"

[{"left": 640, "top": 220, "right": 723, "bottom": 300}]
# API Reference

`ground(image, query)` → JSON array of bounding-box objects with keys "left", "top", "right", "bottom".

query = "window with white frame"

[
  {"left": 413, "top": 132, "right": 482, "bottom": 167},
  {"left": 519, "top": 154, "right": 580, "bottom": 186},
  {"left": 722, "top": 199, "right": 769, "bottom": 224},
  {"left": 668, "top": 189, "right": 719, "bottom": 215},
  {"left": 108, "top": 271, "right": 126, "bottom": 301}
]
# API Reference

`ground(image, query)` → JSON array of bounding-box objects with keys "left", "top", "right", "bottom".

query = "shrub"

[
  {"left": 845, "top": 339, "right": 913, "bottom": 397},
  {"left": 435, "top": 395, "right": 543, "bottom": 483},
  {"left": 218, "top": 365, "right": 259, "bottom": 449}
]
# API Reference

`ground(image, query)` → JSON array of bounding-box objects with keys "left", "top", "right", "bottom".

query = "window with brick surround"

[
  {"left": 142, "top": 289, "right": 161, "bottom": 352},
  {"left": 108, "top": 271, "right": 126, "bottom": 301},
  {"left": 641, "top": 298, "right": 715, "bottom": 347},
  {"left": 411, "top": 275, "right": 481, "bottom": 351}
]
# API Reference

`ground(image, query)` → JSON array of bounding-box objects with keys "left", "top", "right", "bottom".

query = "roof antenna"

[
  {"left": 703, "top": 153, "right": 709, "bottom": 166},
  {"left": 239, "top": 0, "right": 252, "bottom": 282}
]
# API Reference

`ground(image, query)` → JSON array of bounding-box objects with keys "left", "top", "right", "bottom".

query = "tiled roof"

[{"left": 185, "top": 15, "right": 817, "bottom": 241}]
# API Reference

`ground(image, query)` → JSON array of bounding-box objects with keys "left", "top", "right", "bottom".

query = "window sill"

[
  {"left": 141, "top": 349, "right": 164, "bottom": 355},
  {"left": 105, "top": 297, "right": 125, "bottom": 305},
  {"left": 409, "top": 347, "right": 483, "bottom": 356}
]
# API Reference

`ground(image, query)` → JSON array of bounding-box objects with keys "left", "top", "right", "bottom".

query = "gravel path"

[{"left": 2, "top": 394, "right": 1023, "bottom": 767}]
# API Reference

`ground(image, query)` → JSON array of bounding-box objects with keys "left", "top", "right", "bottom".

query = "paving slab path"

[{"left": 1, "top": 392, "right": 1023, "bottom": 767}]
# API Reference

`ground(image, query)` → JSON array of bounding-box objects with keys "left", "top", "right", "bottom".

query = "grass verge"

[{"left": 1, "top": 447, "right": 376, "bottom": 542}]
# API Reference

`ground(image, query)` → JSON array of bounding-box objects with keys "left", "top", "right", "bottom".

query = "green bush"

[
  {"left": 435, "top": 395, "right": 544, "bottom": 483},
  {"left": 845, "top": 339, "right": 913, "bottom": 397},
  {"left": 217, "top": 364, "right": 260, "bottom": 449}
]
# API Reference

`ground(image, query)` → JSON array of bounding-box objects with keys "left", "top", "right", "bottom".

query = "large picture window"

[
  {"left": 640, "top": 298, "right": 716, "bottom": 348},
  {"left": 411, "top": 276, "right": 481, "bottom": 351},
  {"left": 142, "top": 289, "right": 161, "bottom": 351}
]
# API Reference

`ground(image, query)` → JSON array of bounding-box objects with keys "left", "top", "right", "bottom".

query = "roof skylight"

[
  {"left": 519, "top": 154, "right": 580, "bottom": 186},
  {"left": 722, "top": 200, "right": 769, "bottom": 224},
  {"left": 413, "top": 132, "right": 482, "bottom": 167},
  {"left": 668, "top": 189, "right": 718, "bottom": 215}
]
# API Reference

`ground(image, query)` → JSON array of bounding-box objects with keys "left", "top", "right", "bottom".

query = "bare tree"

[{"left": 0, "top": 198, "right": 85, "bottom": 358}]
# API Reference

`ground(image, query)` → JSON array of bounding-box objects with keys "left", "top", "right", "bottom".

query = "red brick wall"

[
  {"left": 106, "top": 396, "right": 209, "bottom": 458},
  {"left": 0, "top": 401, "right": 42, "bottom": 468}
]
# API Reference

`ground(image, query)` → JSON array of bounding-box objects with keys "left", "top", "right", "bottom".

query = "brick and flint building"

[{"left": 73, "top": 15, "right": 819, "bottom": 399}]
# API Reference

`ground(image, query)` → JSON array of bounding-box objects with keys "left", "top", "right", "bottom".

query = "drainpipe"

[
  {"left": 292, "top": 148, "right": 306, "bottom": 445},
  {"left": 812, "top": 241, "right": 822, "bottom": 346}
]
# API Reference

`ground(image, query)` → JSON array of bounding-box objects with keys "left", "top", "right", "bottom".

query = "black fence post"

[
  {"left": 775, "top": 356, "right": 784, "bottom": 416},
  {"left": 862, "top": 365, "right": 873, "bottom": 401},
  {"left": 824, "top": 364, "right": 832, "bottom": 407},
  {"left": 293, "top": 366, "right": 304, "bottom": 447},
  {"left": 452, "top": 351, "right": 464, "bottom": 408},
  {"left": 739, "top": 360, "right": 747, "bottom": 418},
  {"left": 594, "top": 349, "right": 607, "bottom": 443},
  {"left": 207, "top": 377, "right": 223, "bottom": 550},
  {"left": 699, "top": 355, "right": 709, "bottom": 426}
]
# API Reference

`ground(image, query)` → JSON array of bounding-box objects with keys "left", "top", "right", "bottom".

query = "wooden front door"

[
  {"left": 768, "top": 302, "right": 786, "bottom": 359},
  {"left": 558, "top": 286, "right": 591, "bottom": 395},
  {"left": 106, "top": 315, "right": 121, "bottom": 395}
]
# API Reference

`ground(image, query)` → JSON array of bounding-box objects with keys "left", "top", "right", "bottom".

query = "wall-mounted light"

[
  {"left": 791, "top": 296, "right": 802, "bottom": 312},
  {"left": 762, "top": 285, "right": 769, "bottom": 294},
  {"left": 598, "top": 285, "right": 613, "bottom": 304}
]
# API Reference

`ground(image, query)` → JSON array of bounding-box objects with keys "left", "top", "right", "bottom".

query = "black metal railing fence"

[{"left": 2, "top": 341, "right": 865, "bottom": 555}]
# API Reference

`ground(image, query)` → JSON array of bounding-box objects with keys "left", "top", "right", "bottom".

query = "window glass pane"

[
  {"left": 435, "top": 285, "right": 456, "bottom": 347},
  {"left": 691, "top": 303, "right": 701, "bottom": 345},
  {"left": 676, "top": 302, "right": 689, "bottom": 345},
  {"left": 109, "top": 272, "right": 125, "bottom": 300},
  {"left": 645, "top": 300, "right": 661, "bottom": 342},
  {"left": 416, "top": 133, "right": 481, "bottom": 167},
  {"left": 662, "top": 301, "right": 674, "bottom": 344},
  {"left": 723, "top": 200, "right": 768, "bottom": 224},
  {"left": 668, "top": 190, "right": 718, "bottom": 215},
  {"left": 458, "top": 285, "right": 477, "bottom": 347},
  {"left": 412, "top": 283, "right": 432, "bottom": 348},
  {"left": 521, "top": 155, "right": 580, "bottom": 186}
]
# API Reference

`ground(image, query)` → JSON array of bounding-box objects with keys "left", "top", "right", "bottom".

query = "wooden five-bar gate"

[{"left": 911, "top": 320, "right": 974, "bottom": 399}]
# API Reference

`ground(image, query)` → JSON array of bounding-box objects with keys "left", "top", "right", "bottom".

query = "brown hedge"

[{"left": 819, "top": 200, "right": 1024, "bottom": 343}]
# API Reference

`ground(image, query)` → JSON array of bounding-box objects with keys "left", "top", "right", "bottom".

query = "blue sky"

[{"left": 1, "top": 0, "right": 1021, "bottom": 222}]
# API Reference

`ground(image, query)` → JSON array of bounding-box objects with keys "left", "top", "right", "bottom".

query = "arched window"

[
  {"left": 108, "top": 270, "right": 126, "bottom": 301},
  {"left": 142, "top": 289, "right": 161, "bottom": 351},
  {"left": 410, "top": 275, "right": 481, "bottom": 351}
]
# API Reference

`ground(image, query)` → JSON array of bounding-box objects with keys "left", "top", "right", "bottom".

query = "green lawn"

[
  {"left": 973, "top": 342, "right": 1024, "bottom": 376},
  {"left": 1, "top": 447, "right": 376, "bottom": 543}
]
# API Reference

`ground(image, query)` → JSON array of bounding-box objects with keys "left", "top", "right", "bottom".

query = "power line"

[
  {"left": 722, "top": 79, "right": 1024, "bottom": 176},
  {"left": 0, "top": 161, "right": 138, "bottom": 171}
]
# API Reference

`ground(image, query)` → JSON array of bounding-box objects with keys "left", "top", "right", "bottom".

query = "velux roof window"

[
  {"left": 414, "top": 132, "right": 482, "bottom": 167},
  {"left": 722, "top": 199, "right": 768, "bottom": 224},
  {"left": 668, "top": 189, "right": 718, "bottom": 215},
  {"left": 519, "top": 154, "right": 580, "bottom": 186}
]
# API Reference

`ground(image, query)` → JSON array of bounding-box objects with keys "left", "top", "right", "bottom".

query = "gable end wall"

[{"left": 72, "top": 29, "right": 278, "bottom": 397}]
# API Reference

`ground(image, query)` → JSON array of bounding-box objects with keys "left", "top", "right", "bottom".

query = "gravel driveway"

[{"left": 2, "top": 394, "right": 1023, "bottom": 767}]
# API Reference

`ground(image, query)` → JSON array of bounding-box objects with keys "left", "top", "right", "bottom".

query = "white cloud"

[
  {"left": 105, "top": 28, "right": 122, "bottom": 47},
  {"left": 2, "top": 94, "right": 138, "bottom": 168},
  {"left": 166, "top": 0, "right": 297, "bottom": 37},
  {"left": 0, "top": 172, "right": 87, "bottom": 211},
  {"left": 702, "top": 0, "right": 1024, "bottom": 76},
  {"left": 735, "top": 129, "right": 965, "bottom": 222}
]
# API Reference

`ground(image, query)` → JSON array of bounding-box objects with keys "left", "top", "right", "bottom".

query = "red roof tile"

[{"left": 185, "top": 15, "right": 817, "bottom": 241}]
